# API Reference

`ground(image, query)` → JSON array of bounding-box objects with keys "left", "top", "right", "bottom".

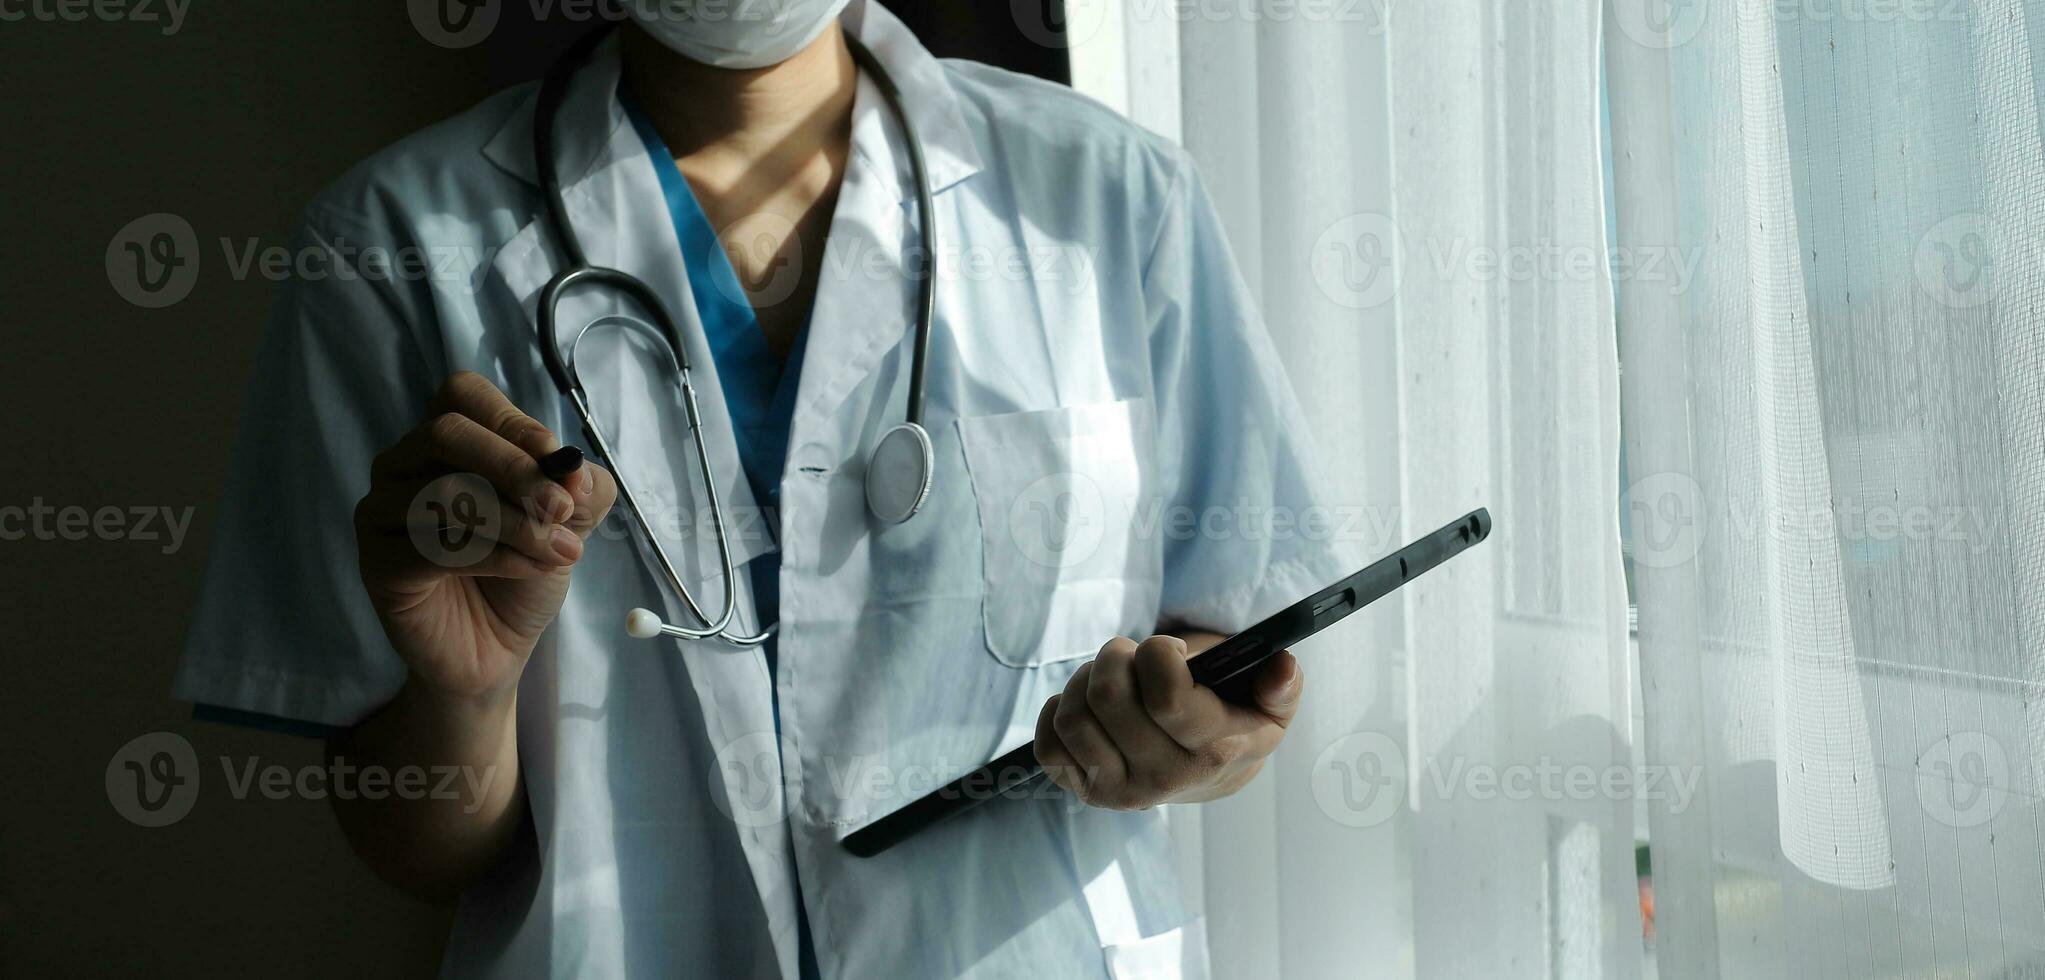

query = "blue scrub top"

[{"left": 622, "top": 88, "right": 822, "bottom": 980}]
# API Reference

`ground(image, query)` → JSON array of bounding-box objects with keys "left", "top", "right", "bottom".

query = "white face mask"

[{"left": 626, "top": 0, "right": 854, "bottom": 69}]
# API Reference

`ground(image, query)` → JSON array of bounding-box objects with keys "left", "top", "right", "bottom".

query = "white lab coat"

[{"left": 174, "top": 3, "right": 1352, "bottom": 977}]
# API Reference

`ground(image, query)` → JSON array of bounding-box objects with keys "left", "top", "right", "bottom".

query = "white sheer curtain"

[
  {"left": 1076, "top": 2, "right": 1641, "bottom": 976},
  {"left": 1606, "top": 0, "right": 2045, "bottom": 976}
]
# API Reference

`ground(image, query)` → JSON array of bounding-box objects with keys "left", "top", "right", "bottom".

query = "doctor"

[{"left": 176, "top": 1, "right": 1353, "bottom": 977}]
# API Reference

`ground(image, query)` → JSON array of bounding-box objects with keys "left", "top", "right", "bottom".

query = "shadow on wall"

[{"left": 5, "top": 6, "right": 499, "bottom": 976}]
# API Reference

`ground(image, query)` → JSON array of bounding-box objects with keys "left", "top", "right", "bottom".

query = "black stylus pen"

[
  {"left": 841, "top": 508, "right": 1492, "bottom": 857},
  {"left": 539, "top": 445, "right": 584, "bottom": 479}
]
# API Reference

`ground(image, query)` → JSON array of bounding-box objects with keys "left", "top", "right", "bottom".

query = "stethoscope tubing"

[
  {"left": 846, "top": 37, "right": 938, "bottom": 428},
  {"left": 530, "top": 25, "right": 936, "bottom": 646}
]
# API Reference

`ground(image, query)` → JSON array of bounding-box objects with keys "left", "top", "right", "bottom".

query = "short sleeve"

[
  {"left": 1145, "top": 157, "right": 1360, "bottom": 634},
  {"left": 172, "top": 206, "right": 441, "bottom": 729}
]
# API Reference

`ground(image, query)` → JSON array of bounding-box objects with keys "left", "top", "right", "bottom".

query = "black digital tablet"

[{"left": 841, "top": 507, "right": 1493, "bottom": 857}]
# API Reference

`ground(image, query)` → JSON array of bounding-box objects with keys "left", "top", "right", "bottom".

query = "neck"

[{"left": 619, "top": 22, "right": 857, "bottom": 170}]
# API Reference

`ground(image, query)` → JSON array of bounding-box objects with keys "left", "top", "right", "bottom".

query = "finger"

[
  {"left": 1136, "top": 634, "right": 1235, "bottom": 752},
  {"left": 1216, "top": 654, "right": 1306, "bottom": 764},
  {"left": 376, "top": 413, "right": 574, "bottom": 525},
  {"left": 1051, "top": 663, "right": 1127, "bottom": 804},
  {"left": 431, "top": 371, "right": 560, "bottom": 459},
  {"left": 1138, "top": 639, "right": 1296, "bottom": 767},
  {"left": 530, "top": 447, "right": 616, "bottom": 535},
  {"left": 358, "top": 524, "right": 561, "bottom": 587},
  {"left": 425, "top": 370, "right": 574, "bottom": 512},
  {"left": 1252, "top": 651, "right": 1305, "bottom": 728},
  {"left": 1034, "top": 695, "right": 1085, "bottom": 797},
  {"left": 537, "top": 444, "right": 606, "bottom": 503},
  {"left": 563, "top": 458, "right": 619, "bottom": 539},
  {"left": 1089, "top": 636, "right": 1194, "bottom": 770},
  {"left": 357, "top": 476, "right": 581, "bottom": 569}
]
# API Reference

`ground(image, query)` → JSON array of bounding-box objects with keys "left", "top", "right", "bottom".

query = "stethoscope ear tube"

[
  {"left": 533, "top": 223, "right": 773, "bottom": 644},
  {"left": 844, "top": 37, "right": 938, "bottom": 430},
  {"left": 531, "top": 27, "right": 939, "bottom": 645},
  {"left": 843, "top": 36, "right": 940, "bottom": 523}
]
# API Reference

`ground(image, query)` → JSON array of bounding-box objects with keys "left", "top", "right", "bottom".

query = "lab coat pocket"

[{"left": 957, "top": 399, "right": 1163, "bottom": 667}]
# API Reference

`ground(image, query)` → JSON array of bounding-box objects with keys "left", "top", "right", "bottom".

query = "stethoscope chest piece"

[{"left": 865, "top": 422, "right": 934, "bottom": 524}]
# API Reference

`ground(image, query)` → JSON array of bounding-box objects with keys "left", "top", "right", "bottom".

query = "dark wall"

[
  {"left": 892, "top": 0, "right": 1071, "bottom": 83},
  {"left": 1, "top": 3, "right": 1060, "bottom": 975}
]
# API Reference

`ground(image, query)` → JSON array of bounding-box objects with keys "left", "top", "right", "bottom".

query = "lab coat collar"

[
  {"left": 477, "top": 1, "right": 982, "bottom": 201},
  {"left": 838, "top": 0, "right": 983, "bottom": 199},
  {"left": 478, "top": 29, "right": 623, "bottom": 194}
]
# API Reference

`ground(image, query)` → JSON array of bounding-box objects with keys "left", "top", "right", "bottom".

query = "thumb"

[{"left": 1253, "top": 651, "right": 1304, "bottom": 727}]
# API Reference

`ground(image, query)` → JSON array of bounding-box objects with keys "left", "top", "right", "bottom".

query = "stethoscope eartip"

[{"left": 625, "top": 607, "right": 666, "bottom": 639}]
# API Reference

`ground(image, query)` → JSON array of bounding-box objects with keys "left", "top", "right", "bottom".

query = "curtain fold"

[
  {"left": 1607, "top": 0, "right": 2045, "bottom": 975},
  {"left": 1078, "top": 1, "right": 1640, "bottom": 975}
]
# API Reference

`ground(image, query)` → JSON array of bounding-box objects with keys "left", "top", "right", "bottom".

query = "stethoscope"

[{"left": 532, "top": 27, "right": 939, "bottom": 646}]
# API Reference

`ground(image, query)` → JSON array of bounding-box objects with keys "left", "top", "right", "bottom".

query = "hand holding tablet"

[{"left": 843, "top": 508, "right": 1493, "bottom": 857}]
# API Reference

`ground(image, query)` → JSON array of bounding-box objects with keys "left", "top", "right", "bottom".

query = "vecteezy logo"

[
  {"left": 1916, "top": 731, "right": 2009, "bottom": 829},
  {"left": 1311, "top": 212, "right": 1402, "bottom": 310},
  {"left": 1612, "top": 0, "right": 1707, "bottom": 50},
  {"left": 1625, "top": 470, "right": 1704, "bottom": 569},
  {"left": 408, "top": 472, "right": 505, "bottom": 568},
  {"left": 1312, "top": 732, "right": 1406, "bottom": 828},
  {"left": 1915, "top": 212, "right": 2000, "bottom": 310},
  {"left": 409, "top": 0, "right": 500, "bottom": 49},
  {"left": 106, "top": 213, "right": 199, "bottom": 309},
  {"left": 1012, "top": 0, "right": 1109, "bottom": 49},
  {"left": 710, "top": 731, "right": 789, "bottom": 828},
  {"left": 106, "top": 732, "right": 200, "bottom": 827},
  {"left": 1008, "top": 470, "right": 1107, "bottom": 570}
]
